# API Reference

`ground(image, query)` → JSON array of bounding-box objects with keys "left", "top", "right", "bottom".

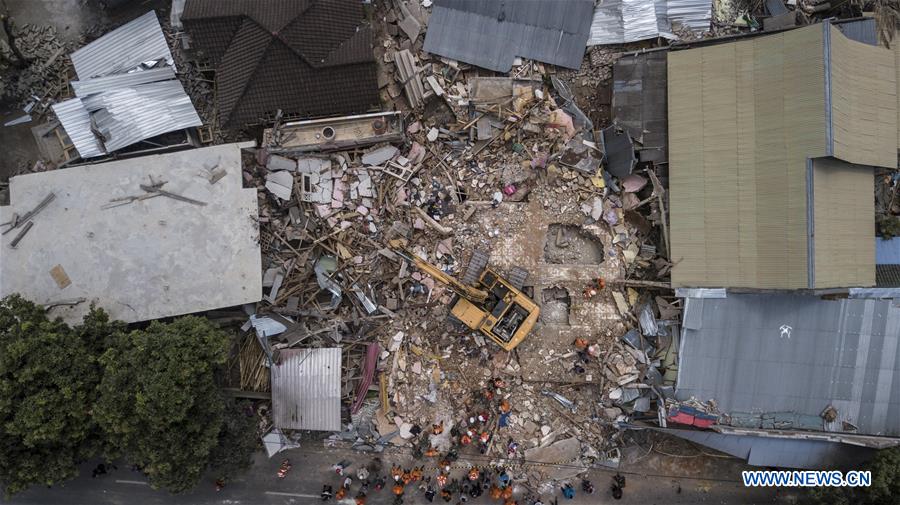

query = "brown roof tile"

[{"left": 183, "top": 0, "right": 378, "bottom": 127}]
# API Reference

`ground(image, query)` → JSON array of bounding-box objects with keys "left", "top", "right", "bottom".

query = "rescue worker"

[
  {"left": 432, "top": 420, "right": 444, "bottom": 435},
  {"left": 277, "top": 459, "right": 292, "bottom": 479},
  {"left": 321, "top": 484, "right": 333, "bottom": 501},
  {"left": 425, "top": 486, "right": 436, "bottom": 502},
  {"left": 468, "top": 467, "right": 480, "bottom": 482},
  {"left": 355, "top": 492, "right": 366, "bottom": 505},
  {"left": 392, "top": 483, "right": 404, "bottom": 497},
  {"left": 561, "top": 483, "right": 575, "bottom": 499},
  {"left": 436, "top": 473, "right": 448, "bottom": 488},
  {"left": 499, "top": 399, "right": 512, "bottom": 414},
  {"left": 332, "top": 460, "right": 351, "bottom": 476},
  {"left": 410, "top": 467, "right": 423, "bottom": 482},
  {"left": 581, "top": 479, "right": 594, "bottom": 494},
  {"left": 336, "top": 487, "right": 347, "bottom": 500},
  {"left": 490, "top": 485, "right": 502, "bottom": 500},
  {"left": 391, "top": 465, "right": 403, "bottom": 482},
  {"left": 502, "top": 485, "right": 514, "bottom": 500}
]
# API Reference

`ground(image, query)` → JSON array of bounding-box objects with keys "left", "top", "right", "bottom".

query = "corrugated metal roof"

[
  {"left": 828, "top": 24, "right": 897, "bottom": 169},
  {"left": 659, "top": 428, "right": 875, "bottom": 469},
  {"left": 80, "top": 80, "right": 201, "bottom": 153},
  {"left": 51, "top": 98, "right": 104, "bottom": 158},
  {"left": 877, "top": 238, "right": 900, "bottom": 264},
  {"left": 71, "top": 67, "right": 175, "bottom": 97},
  {"left": 676, "top": 294, "right": 900, "bottom": 438},
  {"left": 54, "top": 79, "right": 201, "bottom": 158},
  {"left": 666, "top": 0, "right": 712, "bottom": 32},
  {"left": 71, "top": 11, "right": 173, "bottom": 79},
  {"left": 834, "top": 18, "right": 877, "bottom": 46},
  {"left": 588, "top": 0, "right": 710, "bottom": 45},
  {"left": 423, "top": 0, "right": 594, "bottom": 72},
  {"left": 271, "top": 348, "right": 342, "bottom": 432},
  {"left": 612, "top": 51, "right": 668, "bottom": 162},
  {"left": 588, "top": 0, "right": 671, "bottom": 46}
]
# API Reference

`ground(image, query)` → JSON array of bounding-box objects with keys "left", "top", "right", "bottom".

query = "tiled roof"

[
  {"left": 876, "top": 265, "right": 900, "bottom": 287},
  {"left": 182, "top": 0, "right": 378, "bottom": 127}
]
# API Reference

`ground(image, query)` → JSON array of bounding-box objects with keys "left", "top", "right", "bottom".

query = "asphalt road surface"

[{"left": 7, "top": 444, "right": 784, "bottom": 505}]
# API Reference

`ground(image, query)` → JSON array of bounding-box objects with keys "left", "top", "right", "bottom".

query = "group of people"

[
  {"left": 308, "top": 374, "right": 628, "bottom": 504},
  {"left": 320, "top": 462, "right": 521, "bottom": 505}
]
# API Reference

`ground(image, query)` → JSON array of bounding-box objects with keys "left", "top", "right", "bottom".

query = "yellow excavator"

[{"left": 389, "top": 239, "right": 539, "bottom": 351}]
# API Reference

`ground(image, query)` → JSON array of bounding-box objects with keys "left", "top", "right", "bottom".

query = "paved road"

[{"left": 7, "top": 444, "right": 786, "bottom": 505}]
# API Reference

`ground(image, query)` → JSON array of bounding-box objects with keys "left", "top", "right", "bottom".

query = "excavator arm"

[{"left": 390, "top": 240, "right": 489, "bottom": 303}]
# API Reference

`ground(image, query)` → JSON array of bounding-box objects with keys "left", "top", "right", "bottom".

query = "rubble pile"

[
  {"left": 0, "top": 23, "right": 74, "bottom": 113},
  {"left": 210, "top": 0, "right": 688, "bottom": 489}
]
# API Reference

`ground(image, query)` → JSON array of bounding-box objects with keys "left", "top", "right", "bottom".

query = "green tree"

[
  {"left": 207, "top": 400, "right": 259, "bottom": 481},
  {"left": 95, "top": 316, "right": 230, "bottom": 492},
  {"left": 807, "top": 447, "right": 900, "bottom": 505},
  {"left": 0, "top": 295, "right": 106, "bottom": 496}
]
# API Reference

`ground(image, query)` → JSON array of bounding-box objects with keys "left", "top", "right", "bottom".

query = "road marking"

[
  {"left": 114, "top": 480, "right": 149, "bottom": 485},
  {"left": 265, "top": 491, "right": 319, "bottom": 498}
]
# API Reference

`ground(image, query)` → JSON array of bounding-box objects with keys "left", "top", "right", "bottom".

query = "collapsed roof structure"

[
  {"left": 181, "top": 0, "right": 379, "bottom": 128},
  {"left": 668, "top": 22, "right": 899, "bottom": 290},
  {"left": 52, "top": 11, "right": 202, "bottom": 159},
  {"left": 0, "top": 143, "right": 261, "bottom": 324}
]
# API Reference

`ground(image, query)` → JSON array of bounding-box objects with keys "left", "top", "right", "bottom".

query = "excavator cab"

[
  {"left": 388, "top": 239, "right": 539, "bottom": 351},
  {"left": 450, "top": 267, "right": 539, "bottom": 350}
]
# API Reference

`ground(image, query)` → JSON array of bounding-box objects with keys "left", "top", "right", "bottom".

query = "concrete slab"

[{"left": 0, "top": 142, "right": 262, "bottom": 324}]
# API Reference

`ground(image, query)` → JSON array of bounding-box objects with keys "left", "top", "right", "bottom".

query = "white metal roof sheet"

[{"left": 271, "top": 348, "right": 342, "bottom": 432}]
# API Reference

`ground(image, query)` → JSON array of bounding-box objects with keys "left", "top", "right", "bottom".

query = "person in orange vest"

[
  {"left": 392, "top": 483, "right": 404, "bottom": 495},
  {"left": 436, "top": 473, "right": 448, "bottom": 488},
  {"left": 425, "top": 447, "right": 439, "bottom": 457},
  {"left": 401, "top": 469, "right": 412, "bottom": 486},
  {"left": 502, "top": 485, "right": 514, "bottom": 500},
  {"left": 499, "top": 399, "right": 511, "bottom": 414},
  {"left": 432, "top": 420, "right": 444, "bottom": 435},
  {"left": 336, "top": 487, "right": 347, "bottom": 500},
  {"left": 490, "top": 485, "right": 502, "bottom": 500},
  {"left": 410, "top": 467, "right": 423, "bottom": 482},
  {"left": 391, "top": 465, "right": 403, "bottom": 482},
  {"left": 479, "top": 431, "right": 490, "bottom": 444},
  {"left": 468, "top": 467, "right": 480, "bottom": 481},
  {"left": 355, "top": 492, "right": 367, "bottom": 505},
  {"left": 461, "top": 433, "right": 472, "bottom": 445},
  {"left": 504, "top": 499, "right": 516, "bottom": 505}
]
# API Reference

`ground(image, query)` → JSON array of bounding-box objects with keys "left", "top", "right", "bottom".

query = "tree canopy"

[
  {"left": 94, "top": 316, "right": 231, "bottom": 492},
  {"left": 0, "top": 296, "right": 258, "bottom": 496},
  {"left": 0, "top": 295, "right": 108, "bottom": 495},
  {"left": 807, "top": 447, "right": 900, "bottom": 505}
]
